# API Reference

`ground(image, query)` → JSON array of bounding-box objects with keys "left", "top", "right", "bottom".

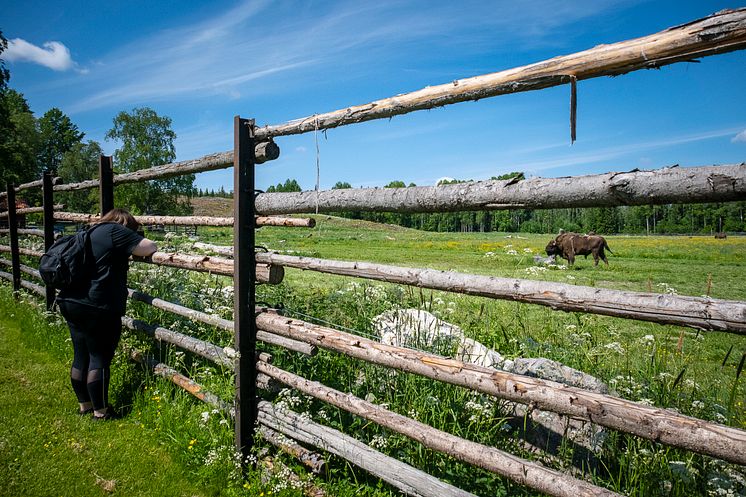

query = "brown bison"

[{"left": 545, "top": 232, "right": 613, "bottom": 266}]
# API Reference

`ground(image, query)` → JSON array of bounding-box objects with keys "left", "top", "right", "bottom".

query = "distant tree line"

[{"left": 1, "top": 31, "right": 193, "bottom": 215}]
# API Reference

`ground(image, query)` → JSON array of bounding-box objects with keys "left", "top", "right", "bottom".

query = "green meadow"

[{"left": 2, "top": 216, "right": 745, "bottom": 496}]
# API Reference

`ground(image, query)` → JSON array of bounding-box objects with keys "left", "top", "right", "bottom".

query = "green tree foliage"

[
  {"left": 106, "top": 107, "right": 194, "bottom": 215},
  {"left": 0, "top": 30, "right": 9, "bottom": 88},
  {"left": 266, "top": 178, "right": 301, "bottom": 192},
  {"left": 332, "top": 181, "right": 352, "bottom": 189},
  {"left": 0, "top": 89, "right": 41, "bottom": 186},
  {"left": 36, "top": 108, "right": 84, "bottom": 174},
  {"left": 57, "top": 141, "right": 103, "bottom": 213}
]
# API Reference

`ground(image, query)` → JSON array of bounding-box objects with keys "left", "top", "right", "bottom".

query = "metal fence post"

[
  {"left": 42, "top": 173, "right": 56, "bottom": 310},
  {"left": 99, "top": 155, "right": 114, "bottom": 215},
  {"left": 5, "top": 184, "right": 21, "bottom": 294},
  {"left": 233, "top": 116, "right": 257, "bottom": 467}
]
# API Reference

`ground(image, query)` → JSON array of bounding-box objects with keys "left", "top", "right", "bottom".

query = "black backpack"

[{"left": 39, "top": 225, "right": 101, "bottom": 290}]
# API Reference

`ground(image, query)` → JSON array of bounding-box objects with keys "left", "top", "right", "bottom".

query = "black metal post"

[
  {"left": 6, "top": 184, "right": 21, "bottom": 293},
  {"left": 233, "top": 116, "right": 257, "bottom": 467},
  {"left": 42, "top": 173, "right": 56, "bottom": 309},
  {"left": 99, "top": 155, "right": 114, "bottom": 214}
]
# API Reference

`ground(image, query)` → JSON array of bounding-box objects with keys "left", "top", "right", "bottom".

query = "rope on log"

[
  {"left": 257, "top": 361, "right": 621, "bottom": 497},
  {"left": 127, "top": 288, "right": 316, "bottom": 356},
  {"left": 254, "top": 163, "right": 746, "bottom": 215},
  {"left": 255, "top": 252, "right": 746, "bottom": 334},
  {"left": 254, "top": 9, "right": 746, "bottom": 139},
  {"left": 255, "top": 310, "right": 746, "bottom": 465}
]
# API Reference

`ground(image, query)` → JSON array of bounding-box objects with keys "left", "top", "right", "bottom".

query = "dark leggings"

[{"left": 59, "top": 301, "right": 122, "bottom": 410}]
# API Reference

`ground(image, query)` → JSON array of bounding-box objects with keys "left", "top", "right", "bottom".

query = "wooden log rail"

[
  {"left": 134, "top": 251, "right": 284, "bottom": 284},
  {"left": 0, "top": 245, "right": 43, "bottom": 258},
  {"left": 0, "top": 176, "right": 61, "bottom": 199},
  {"left": 127, "top": 288, "right": 316, "bottom": 356},
  {"left": 0, "top": 228, "right": 47, "bottom": 238},
  {"left": 255, "top": 310, "right": 746, "bottom": 465},
  {"left": 257, "top": 361, "right": 619, "bottom": 497},
  {"left": 0, "top": 258, "right": 41, "bottom": 281},
  {"left": 254, "top": 164, "right": 746, "bottom": 214},
  {"left": 45, "top": 10, "right": 746, "bottom": 192},
  {"left": 0, "top": 271, "right": 45, "bottom": 296},
  {"left": 53, "top": 212, "right": 315, "bottom": 228},
  {"left": 0, "top": 205, "right": 64, "bottom": 218},
  {"left": 256, "top": 252, "right": 746, "bottom": 334},
  {"left": 254, "top": 9, "right": 746, "bottom": 139}
]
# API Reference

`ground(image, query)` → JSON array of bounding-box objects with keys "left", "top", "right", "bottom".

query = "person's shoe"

[
  {"left": 78, "top": 407, "right": 94, "bottom": 416},
  {"left": 91, "top": 405, "right": 120, "bottom": 421}
]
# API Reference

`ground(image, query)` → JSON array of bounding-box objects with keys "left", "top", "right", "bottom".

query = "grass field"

[{"left": 3, "top": 216, "right": 745, "bottom": 496}]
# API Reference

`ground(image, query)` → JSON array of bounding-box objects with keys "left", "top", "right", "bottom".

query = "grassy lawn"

[{"left": 0, "top": 290, "right": 210, "bottom": 497}]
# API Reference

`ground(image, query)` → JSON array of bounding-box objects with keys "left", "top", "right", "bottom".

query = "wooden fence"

[{"left": 2, "top": 9, "right": 746, "bottom": 497}]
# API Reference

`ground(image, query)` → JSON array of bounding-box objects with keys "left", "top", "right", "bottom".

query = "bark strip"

[
  {"left": 254, "top": 164, "right": 746, "bottom": 214},
  {"left": 254, "top": 252, "right": 746, "bottom": 334},
  {"left": 127, "top": 288, "right": 316, "bottom": 356},
  {"left": 257, "top": 361, "right": 620, "bottom": 497},
  {"left": 255, "top": 311, "right": 746, "bottom": 465}
]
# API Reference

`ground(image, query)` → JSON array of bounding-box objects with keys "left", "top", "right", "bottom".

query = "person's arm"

[{"left": 131, "top": 238, "right": 157, "bottom": 257}]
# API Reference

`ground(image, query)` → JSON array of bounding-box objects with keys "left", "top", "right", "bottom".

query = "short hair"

[{"left": 97, "top": 208, "right": 140, "bottom": 231}]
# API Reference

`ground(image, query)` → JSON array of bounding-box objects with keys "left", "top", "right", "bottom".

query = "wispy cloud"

[
  {"left": 5, "top": 38, "right": 77, "bottom": 71},
  {"left": 58, "top": 0, "right": 631, "bottom": 114},
  {"left": 732, "top": 130, "right": 746, "bottom": 143}
]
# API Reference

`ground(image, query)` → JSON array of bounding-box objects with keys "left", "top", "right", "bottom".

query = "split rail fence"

[{"left": 2, "top": 9, "right": 746, "bottom": 497}]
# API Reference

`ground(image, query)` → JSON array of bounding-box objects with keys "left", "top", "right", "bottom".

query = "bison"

[{"left": 545, "top": 232, "right": 613, "bottom": 266}]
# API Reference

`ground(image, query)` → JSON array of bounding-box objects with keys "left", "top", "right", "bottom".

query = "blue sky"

[{"left": 3, "top": 0, "right": 745, "bottom": 192}]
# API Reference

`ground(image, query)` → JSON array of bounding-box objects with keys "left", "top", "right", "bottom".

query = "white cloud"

[
  {"left": 5, "top": 38, "right": 75, "bottom": 71},
  {"left": 731, "top": 130, "right": 746, "bottom": 143}
]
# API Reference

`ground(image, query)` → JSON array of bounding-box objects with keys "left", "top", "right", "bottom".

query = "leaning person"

[{"left": 57, "top": 208, "right": 157, "bottom": 420}]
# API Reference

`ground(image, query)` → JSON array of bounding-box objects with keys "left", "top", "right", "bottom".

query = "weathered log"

[
  {"left": 0, "top": 176, "right": 61, "bottom": 198},
  {"left": 0, "top": 204, "right": 64, "bottom": 218},
  {"left": 254, "top": 164, "right": 746, "bottom": 214},
  {"left": 258, "top": 361, "right": 619, "bottom": 497},
  {"left": 0, "top": 245, "right": 43, "bottom": 258},
  {"left": 54, "top": 151, "right": 234, "bottom": 192},
  {"left": 134, "top": 251, "right": 284, "bottom": 284},
  {"left": 0, "top": 258, "right": 41, "bottom": 280},
  {"left": 0, "top": 228, "right": 47, "bottom": 238},
  {"left": 255, "top": 311, "right": 746, "bottom": 465},
  {"left": 122, "top": 316, "right": 235, "bottom": 368},
  {"left": 255, "top": 216, "right": 316, "bottom": 228},
  {"left": 192, "top": 242, "right": 234, "bottom": 257},
  {"left": 254, "top": 141, "right": 280, "bottom": 164},
  {"left": 258, "top": 401, "right": 479, "bottom": 497},
  {"left": 255, "top": 252, "right": 746, "bottom": 334},
  {"left": 53, "top": 211, "right": 315, "bottom": 228},
  {"left": 130, "top": 349, "right": 234, "bottom": 412},
  {"left": 255, "top": 9, "right": 746, "bottom": 139},
  {"left": 258, "top": 426, "right": 326, "bottom": 474},
  {"left": 0, "top": 271, "right": 45, "bottom": 296},
  {"left": 127, "top": 288, "right": 316, "bottom": 356}
]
